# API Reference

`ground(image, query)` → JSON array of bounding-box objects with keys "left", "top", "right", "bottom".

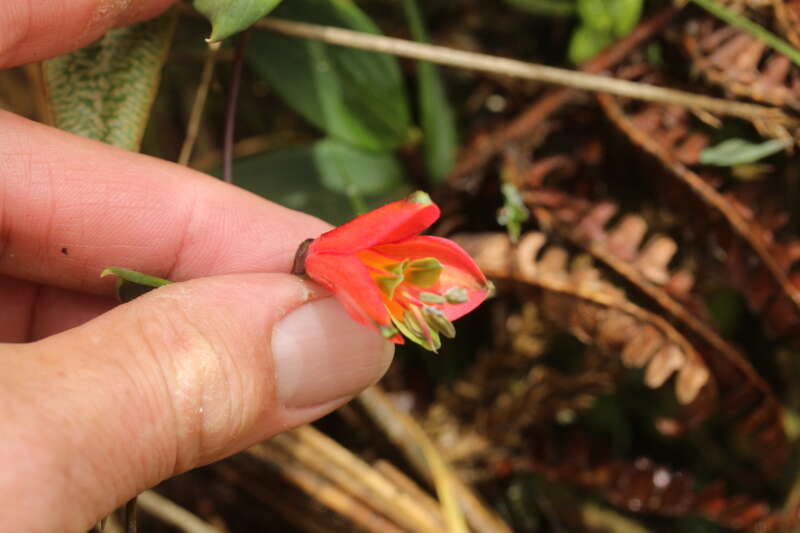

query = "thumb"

[{"left": 1, "top": 273, "right": 393, "bottom": 532}]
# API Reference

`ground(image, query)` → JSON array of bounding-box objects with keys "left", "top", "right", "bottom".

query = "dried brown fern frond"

[
  {"left": 502, "top": 430, "right": 791, "bottom": 532},
  {"left": 456, "top": 232, "right": 713, "bottom": 406},
  {"left": 774, "top": 0, "right": 800, "bottom": 48},
  {"left": 598, "top": 87, "right": 800, "bottom": 342},
  {"left": 683, "top": 17, "right": 800, "bottom": 110},
  {"left": 527, "top": 190, "right": 788, "bottom": 444},
  {"left": 460, "top": 230, "right": 790, "bottom": 474}
]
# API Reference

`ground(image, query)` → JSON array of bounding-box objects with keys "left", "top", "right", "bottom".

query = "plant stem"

[
  {"left": 178, "top": 41, "right": 220, "bottom": 166},
  {"left": 253, "top": 17, "right": 794, "bottom": 127},
  {"left": 223, "top": 30, "right": 250, "bottom": 184},
  {"left": 691, "top": 0, "right": 800, "bottom": 67}
]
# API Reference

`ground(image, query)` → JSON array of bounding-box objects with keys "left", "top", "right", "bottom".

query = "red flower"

[{"left": 295, "top": 191, "right": 492, "bottom": 351}]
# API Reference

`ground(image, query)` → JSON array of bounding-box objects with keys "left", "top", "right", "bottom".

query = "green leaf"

[
  {"left": 230, "top": 140, "right": 409, "bottom": 224},
  {"left": 699, "top": 138, "right": 791, "bottom": 167},
  {"left": 610, "top": 0, "right": 643, "bottom": 36},
  {"left": 497, "top": 183, "right": 530, "bottom": 243},
  {"left": 41, "top": 10, "right": 176, "bottom": 151},
  {"left": 314, "top": 139, "right": 406, "bottom": 198},
  {"left": 193, "top": 0, "right": 284, "bottom": 42},
  {"left": 576, "top": 0, "right": 641, "bottom": 35},
  {"left": 101, "top": 267, "right": 172, "bottom": 303},
  {"left": 576, "top": 0, "right": 614, "bottom": 31},
  {"left": 247, "top": 0, "right": 412, "bottom": 151},
  {"left": 403, "top": 0, "right": 458, "bottom": 182},
  {"left": 568, "top": 25, "right": 613, "bottom": 64},
  {"left": 570, "top": 0, "right": 642, "bottom": 63},
  {"left": 504, "top": 0, "right": 576, "bottom": 16}
]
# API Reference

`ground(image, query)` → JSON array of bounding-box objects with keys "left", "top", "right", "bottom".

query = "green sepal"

[
  {"left": 376, "top": 260, "right": 407, "bottom": 298},
  {"left": 101, "top": 267, "right": 172, "bottom": 303},
  {"left": 379, "top": 324, "right": 400, "bottom": 339}
]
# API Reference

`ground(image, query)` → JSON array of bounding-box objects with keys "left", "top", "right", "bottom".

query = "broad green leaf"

[
  {"left": 247, "top": 0, "right": 411, "bottom": 151},
  {"left": 504, "top": 0, "right": 576, "bottom": 16},
  {"left": 313, "top": 139, "right": 405, "bottom": 198},
  {"left": 230, "top": 140, "right": 409, "bottom": 224},
  {"left": 610, "top": 0, "right": 643, "bottom": 36},
  {"left": 576, "top": 0, "right": 641, "bottom": 34},
  {"left": 568, "top": 25, "right": 613, "bottom": 64},
  {"left": 577, "top": 0, "right": 614, "bottom": 31},
  {"left": 403, "top": 0, "right": 458, "bottom": 182},
  {"left": 699, "top": 138, "right": 791, "bottom": 166},
  {"left": 194, "top": 0, "right": 284, "bottom": 42},
  {"left": 41, "top": 10, "right": 176, "bottom": 151},
  {"left": 570, "top": 0, "right": 642, "bottom": 64}
]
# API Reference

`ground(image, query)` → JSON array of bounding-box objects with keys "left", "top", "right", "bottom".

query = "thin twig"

[
  {"left": 222, "top": 30, "right": 250, "bottom": 184},
  {"left": 691, "top": 0, "right": 800, "bottom": 67},
  {"left": 137, "top": 490, "right": 222, "bottom": 533},
  {"left": 178, "top": 41, "right": 220, "bottom": 166},
  {"left": 450, "top": 7, "right": 679, "bottom": 182},
  {"left": 124, "top": 497, "right": 138, "bottom": 533},
  {"left": 253, "top": 16, "right": 794, "bottom": 126}
]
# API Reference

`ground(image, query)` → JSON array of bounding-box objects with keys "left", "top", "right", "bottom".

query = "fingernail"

[{"left": 272, "top": 298, "right": 394, "bottom": 408}]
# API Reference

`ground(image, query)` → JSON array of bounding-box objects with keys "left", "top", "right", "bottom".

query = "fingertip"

[{"left": 271, "top": 298, "right": 395, "bottom": 410}]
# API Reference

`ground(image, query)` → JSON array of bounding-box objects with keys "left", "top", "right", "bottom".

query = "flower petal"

[
  {"left": 305, "top": 253, "right": 391, "bottom": 330},
  {"left": 372, "top": 236, "right": 487, "bottom": 284},
  {"left": 309, "top": 192, "right": 440, "bottom": 255},
  {"left": 372, "top": 236, "right": 490, "bottom": 320}
]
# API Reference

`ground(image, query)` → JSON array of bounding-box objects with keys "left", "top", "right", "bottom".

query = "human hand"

[{"left": 0, "top": 2, "right": 393, "bottom": 531}]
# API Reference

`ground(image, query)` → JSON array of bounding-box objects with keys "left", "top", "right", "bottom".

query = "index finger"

[
  {"left": 0, "top": 0, "right": 175, "bottom": 68},
  {"left": 0, "top": 111, "right": 331, "bottom": 294}
]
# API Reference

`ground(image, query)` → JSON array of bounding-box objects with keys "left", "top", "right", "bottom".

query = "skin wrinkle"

[
  {"left": 165, "top": 186, "right": 200, "bottom": 281},
  {"left": 133, "top": 288, "right": 202, "bottom": 476}
]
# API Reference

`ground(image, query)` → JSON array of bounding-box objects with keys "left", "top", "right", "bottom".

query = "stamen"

[
  {"left": 444, "top": 287, "right": 469, "bottom": 305},
  {"left": 422, "top": 306, "right": 456, "bottom": 338},
  {"left": 419, "top": 292, "right": 446, "bottom": 304}
]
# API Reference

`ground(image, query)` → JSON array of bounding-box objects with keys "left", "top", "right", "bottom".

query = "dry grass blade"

[
  {"left": 136, "top": 491, "right": 222, "bottom": 533},
  {"left": 357, "top": 386, "right": 514, "bottom": 533},
  {"left": 247, "top": 442, "right": 406, "bottom": 533},
  {"left": 271, "top": 426, "right": 447, "bottom": 533},
  {"left": 457, "top": 232, "right": 713, "bottom": 406}
]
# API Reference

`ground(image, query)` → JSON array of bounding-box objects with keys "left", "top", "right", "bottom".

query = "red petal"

[
  {"left": 373, "top": 236, "right": 490, "bottom": 321},
  {"left": 305, "top": 253, "right": 391, "bottom": 329},
  {"left": 309, "top": 196, "right": 440, "bottom": 255},
  {"left": 372, "top": 236, "right": 487, "bottom": 285}
]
